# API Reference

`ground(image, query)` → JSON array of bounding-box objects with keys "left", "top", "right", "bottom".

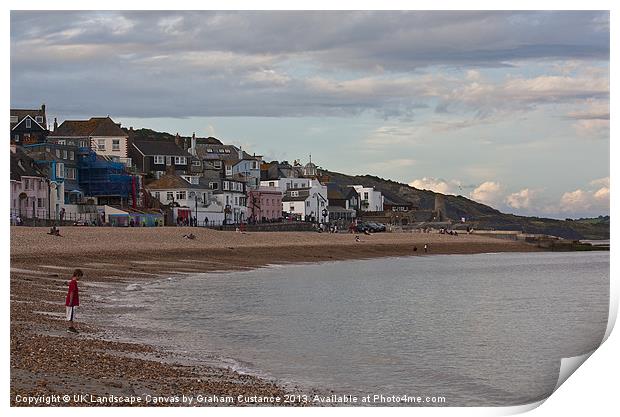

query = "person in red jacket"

[{"left": 65, "top": 269, "right": 83, "bottom": 334}]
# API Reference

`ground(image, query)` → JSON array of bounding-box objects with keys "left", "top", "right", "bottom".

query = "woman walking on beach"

[{"left": 65, "top": 269, "right": 83, "bottom": 334}]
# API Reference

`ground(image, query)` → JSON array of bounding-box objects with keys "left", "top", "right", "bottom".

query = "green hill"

[{"left": 325, "top": 171, "right": 609, "bottom": 240}]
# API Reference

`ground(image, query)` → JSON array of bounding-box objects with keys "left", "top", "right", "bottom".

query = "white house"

[
  {"left": 145, "top": 173, "right": 223, "bottom": 225},
  {"left": 214, "top": 178, "right": 247, "bottom": 224},
  {"left": 351, "top": 185, "right": 384, "bottom": 212},
  {"left": 282, "top": 183, "right": 328, "bottom": 222}
]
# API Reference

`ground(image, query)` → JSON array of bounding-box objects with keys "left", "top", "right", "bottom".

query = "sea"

[{"left": 105, "top": 251, "right": 609, "bottom": 406}]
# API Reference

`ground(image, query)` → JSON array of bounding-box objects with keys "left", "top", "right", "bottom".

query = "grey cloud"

[{"left": 11, "top": 11, "right": 610, "bottom": 119}]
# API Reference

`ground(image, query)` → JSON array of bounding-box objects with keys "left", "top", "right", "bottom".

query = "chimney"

[
  {"left": 238, "top": 146, "right": 243, "bottom": 160},
  {"left": 41, "top": 104, "right": 46, "bottom": 114},
  {"left": 174, "top": 133, "right": 182, "bottom": 148},
  {"left": 190, "top": 132, "right": 196, "bottom": 156},
  {"left": 53, "top": 118, "right": 58, "bottom": 132}
]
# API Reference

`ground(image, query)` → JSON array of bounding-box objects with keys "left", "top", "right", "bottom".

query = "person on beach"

[
  {"left": 413, "top": 245, "right": 418, "bottom": 252},
  {"left": 424, "top": 244, "right": 428, "bottom": 253},
  {"left": 65, "top": 269, "right": 83, "bottom": 334}
]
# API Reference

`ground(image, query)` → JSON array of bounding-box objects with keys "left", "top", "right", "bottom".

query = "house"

[
  {"left": 383, "top": 195, "right": 414, "bottom": 212},
  {"left": 130, "top": 139, "right": 193, "bottom": 178},
  {"left": 10, "top": 104, "right": 48, "bottom": 145},
  {"left": 282, "top": 184, "right": 328, "bottom": 222},
  {"left": 145, "top": 173, "right": 222, "bottom": 225},
  {"left": 215, "top": 178, "right": 247, "bottom": 224},
  {"left": 48, "top": 116, "right": 131, "bottom": 166},
  {"left": 247, "top": 187, "right": 283, "bottom": 223},
  {"left": 350, "top": 185, "right": 384, "bottom": 212},
  {"left": 22, "top": 143, "right": 81, "bottom": 204},
  {"left": 10, "top": 146, "right": 50, "bottom": 221},
  {"left": 326, "top": 183, "right": 359, "bottom": 223},
  {"left": 195, "top": 143, "right": 262, "bottom": 189}
]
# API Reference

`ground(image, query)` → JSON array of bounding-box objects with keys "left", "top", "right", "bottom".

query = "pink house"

[
  {"left": 247, "top": 187, "right": 283, "bottom": 222},
  {"left": 10, "top": 146, "right": 49, "bottom": 221}
]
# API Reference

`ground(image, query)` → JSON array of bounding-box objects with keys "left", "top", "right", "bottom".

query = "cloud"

[
  {"left": 10, "top": 11, "right": 609, "bottom": 120},
  {"left": 470, "top": 181, "right": 503, "bottom": 205},
  {"left": 558, "top": 180, "right": 609, "bottom": 215},
  {"left": 505, "top": 188, "right": 536, "bottom": 209},
  {"left": 409, "top": 177, "right": 452, "bottom": 194},
  {"left": 590, "top": 176, "right": 609, "bottom": 188}
]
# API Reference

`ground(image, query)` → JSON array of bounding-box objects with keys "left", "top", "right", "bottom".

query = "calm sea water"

[{"left": 109, "top": 251, "right": 609, "bottom": 406}]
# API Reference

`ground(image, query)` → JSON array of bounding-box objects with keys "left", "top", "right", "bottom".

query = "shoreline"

[{"left": 10, "top": 226, "right": 543, "bottom": 406}]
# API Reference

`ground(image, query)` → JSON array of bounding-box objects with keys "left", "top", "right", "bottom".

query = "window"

[
  {"left": 269, "top": 181, "right": 275, "bottom": 187},
  {"left": 364, "top": 192, "right": 369, "bottom": 200},
  {"left": 36, "top": 116, "right": 43, "bottom": 124},
  {"left": 97, "top": 139, "right": 106, "bottom": 150},
  {"left": 56, "top": 149, "right": 61, "bottom": 158},
  {"left": 174, "top": 156, "right": 187, "bottom": 165},
  {"left": 165, "top": 156, "right": 172, "bottom": 166},
  {"left": 57, "top": 140, "right": 66, "bottom": 145},
  {"left": 166, "top": 192, "right": 174, "bottom": 201},
  {"left": 69, "top": 151, "right": 74, "bottom": 160},
  {"left": 38, "top": 198, "right": 45, "bottom": 208},
  {"left": 223, "top": 182, "right": 229, "bottom": 190},
  {"left": 14, "top": 134, "right": 19, "bottom": 142},
  {"left": 306, "top": 201, "right": 310, "bottom": 207},
  {"left": 206, "top": 148, "right": 213, "bottom": 153},
  {"left": 25, "top": 118, "right": 31, "bottom": 128},
  {"left": 65, "top": 168, "right": 76, "bottom": 180},
  {"left": 154, "top": 192, "right": 160, "bottom": 200},
  {"left": 10, "top": 116, "right": 17, "bottom": 123},
  {"left": 56, "top": 163, "right": 64, "bottom": 178},
  {"left": 253, "top": 161, "right": 258, "bottom": 169},
  {"left": 234, "top": 197, "right": 238, "bottom": 206},
  {"left": 214, "top": 161, "right": 222, "bottom": 169},
  {"left": 79, "top": 140, "right": 88, "bottom": 148},
  {"left": 176, "top": 191, "right": 186, "bottom": 200},
  {"left": 154, "top": 155, "right": 165, "bottom": 164},
  {"left": 192, "top": 159, "right": 201, "bottom": 167},
  {"left": 63, "top": 150, "right": 68, "bottom": 159},
  {"left": 290, "top": 191, "right": 299, "bottom": 197},
  {"left": 112, "top": 139, "right": 120, "bottom": 151},
  {"left": 209, "top": 182, "right": 219, "bottom": 190}
]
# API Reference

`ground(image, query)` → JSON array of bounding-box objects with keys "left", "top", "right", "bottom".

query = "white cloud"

[
  {"left": 470, "top": 181, "right": 502, "bottom": 205},
  {"left": 505, "top": 188, "right": 536, "bottom": 209},
  {"left": 409, "top": 177, "right": 453, "bottom": 194},
  {"left": 559, "top": 185, "right": 609, "bottom": 215},
  {"left": 590, "top": 176, "right": 609, "bottom": 188}
]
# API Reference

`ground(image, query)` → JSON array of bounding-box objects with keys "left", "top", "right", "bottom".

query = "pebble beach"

[{"left": 10, "top": 226, "right": 541, "bottom": 406}]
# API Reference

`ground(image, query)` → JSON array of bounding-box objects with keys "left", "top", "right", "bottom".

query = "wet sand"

[{"left": 10, "top": 226, "right": 541, "bottom": 406}]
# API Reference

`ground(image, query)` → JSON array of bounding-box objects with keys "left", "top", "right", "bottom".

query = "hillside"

[{"left": 325, "top": 171, "right": 610, "bottom": 240}]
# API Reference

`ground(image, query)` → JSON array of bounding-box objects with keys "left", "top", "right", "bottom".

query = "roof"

[
  {"left": 145, "top": 173, "right": 205, "bottom": 190},
  {"left": 195, "top": 144, "right": 259, "bottom": 162},
  {"left": 132, "top": 140, "right": 191, "bottom": 157},
  {"left": 282, "top": 195, "right": 309, "bottom": 202},
  {"left": 10, "top": 147, "right": 46, "bottom": 181},
  {"left": 11, "top": 106, "right": 47, "bottom": 130},
  {"left": 51, "top": 117, "right": 127, "bottom": 137},
  {"left": 327, "top": 183, "right": 358, "bottom": 200}
]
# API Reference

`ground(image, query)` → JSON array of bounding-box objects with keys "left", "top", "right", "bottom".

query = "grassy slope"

[{"left": 326, "top": 171, "right": 609, "bottom": 240}]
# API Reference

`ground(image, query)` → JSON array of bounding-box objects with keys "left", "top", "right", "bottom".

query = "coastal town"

[{"left": 10, "top": 103, "right": 450, "bottom": 232}]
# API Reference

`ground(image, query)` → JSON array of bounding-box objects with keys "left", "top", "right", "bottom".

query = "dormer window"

[
  {"left": 35, "top": 116, "right": 43, "bottom": 124},
  {"left": 10, "top": 116, "right": 17, "bottom": 123}
]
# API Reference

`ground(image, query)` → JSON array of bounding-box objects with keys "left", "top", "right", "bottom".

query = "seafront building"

[{"left": 8, "top": 103, "right": 397, "bottom": 228}]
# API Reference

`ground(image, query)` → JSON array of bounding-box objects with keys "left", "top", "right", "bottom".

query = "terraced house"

[{"left": 48, "top": 116, "right": 131, "bottom": 167}]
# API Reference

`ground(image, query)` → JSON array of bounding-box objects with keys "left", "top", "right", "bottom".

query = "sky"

[{"left": 10, "top": 10, "right": 610, "bottom": 219}]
